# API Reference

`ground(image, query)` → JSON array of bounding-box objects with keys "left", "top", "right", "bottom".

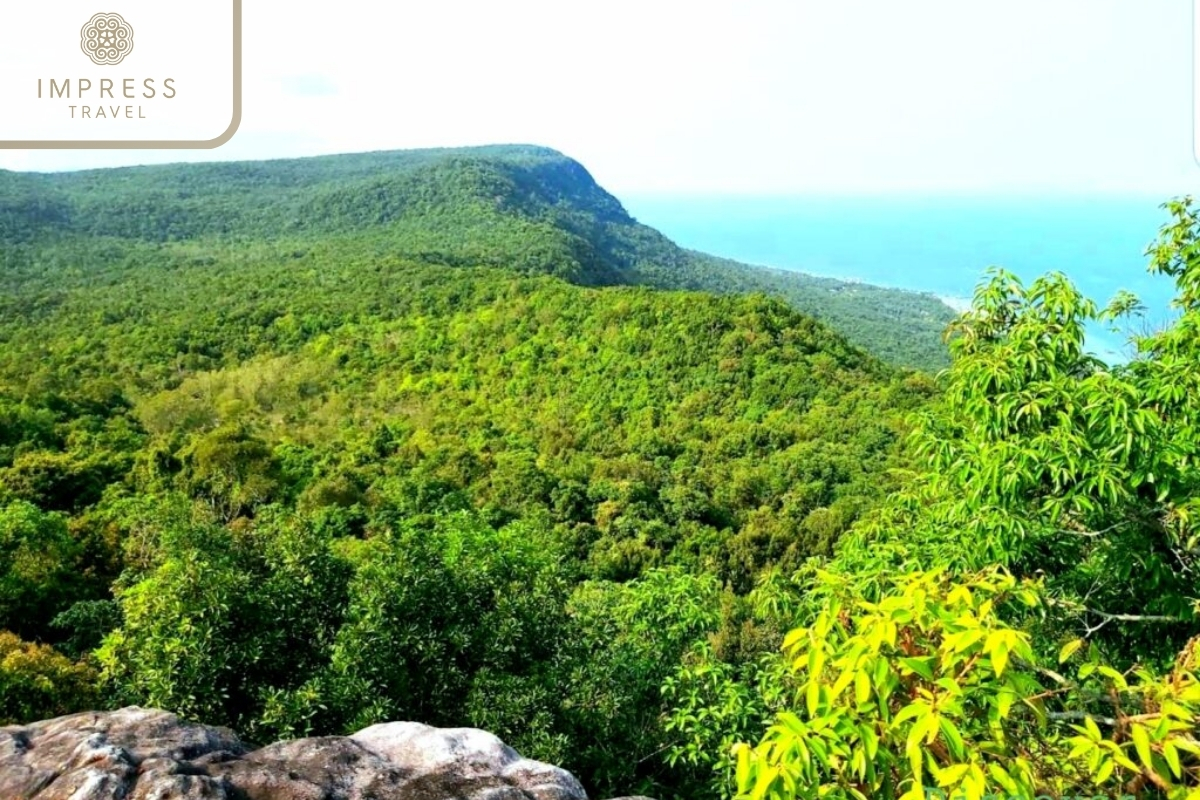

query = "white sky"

[{"left": 1, "top": 0, "right": 1197, "bottom": 196}]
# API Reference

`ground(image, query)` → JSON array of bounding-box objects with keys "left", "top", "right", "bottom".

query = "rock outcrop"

[{"left": 0, "top": 707, "right": 593, "bottom": 800}]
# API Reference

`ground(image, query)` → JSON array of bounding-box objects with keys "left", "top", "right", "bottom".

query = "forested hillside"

[
  {"left": 0, "top": 146, "right": 940, "bottom": 797},
  {"left": 6, "top": 144, "right": 1198, "bottom": 800},
  {"left": 667, "top": 201, "right": 1200, "bottom": 800},
  {"left": 0, "top": 145, "right": 954, "bottom": 370}
]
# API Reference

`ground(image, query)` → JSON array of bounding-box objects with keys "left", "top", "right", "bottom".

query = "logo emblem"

[{"left": 81, "top": 13, "right": 134, "bottom": 66}]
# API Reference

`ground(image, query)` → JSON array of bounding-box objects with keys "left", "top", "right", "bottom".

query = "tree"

[
  {"left": 720, "top": 198, "right": 1200, "bottom": 800},
  {"left": 734, "top": 569, "right": 1200, "bottom": 800},
  {"left": 176, "top": 425, "right": 283, "bottom": 521},
  {"left": 561, "top": 568, "right": 723, "bottom": 797},
  {"left": 0, "top": 632, "right": 98, "bottom": 725},
  {"left": 315, "top": 513, "right": 571, "bottom": 736},
  {"left": 96, "top": 504, "right": 349, "bottom": 733},
  {"left": 0, "top": 501, "right": 81, "bottom": 639}
]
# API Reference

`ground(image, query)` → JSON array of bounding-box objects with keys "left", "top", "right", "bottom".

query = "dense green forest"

[
  {"left": 0, "top": 145, "right": 954, "bottom": 371},
  {"left": 0, "top": 146, "right": 938, "bottom": 796},
  {"left": 2, "top": 146, "right": 1199, "bottom": 800}
]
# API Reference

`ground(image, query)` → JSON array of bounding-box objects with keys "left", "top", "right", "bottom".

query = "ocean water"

[{"left": 623, "top": 195, "right": 1183, "bottom": 362}]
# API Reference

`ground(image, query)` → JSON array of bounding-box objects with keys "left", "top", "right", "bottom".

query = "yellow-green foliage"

[
  {"left": 11, "top": 146, "right": 1200, "bottom": 800},
  {"left": 663, "top": 199, "right": 1200, "bottom": 800},
  {"left": 720, "top": 199, "right": 1200, "bottom": 800},
  {"left": 735, "top": 569, "right": 1200, "bottom": 800},
  {"left": 0, "top": 631, "right": 98, "bottom": 724}
]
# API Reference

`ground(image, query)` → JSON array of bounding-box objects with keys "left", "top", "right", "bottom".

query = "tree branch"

[
  {"left": 1047, "top": 711, "right": 1117, "bottom": 727},
  {"left": 1084, "top": 609, "right": 1184, "bottom": 624}
]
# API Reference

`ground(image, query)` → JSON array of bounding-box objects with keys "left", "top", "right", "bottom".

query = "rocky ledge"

[{"left": 0, "top": 706, "right": 642, "bottom": 800}]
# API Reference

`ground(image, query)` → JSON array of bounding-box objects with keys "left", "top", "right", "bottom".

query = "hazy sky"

[{"left": 1, "top": 0, "right": 1197, "bottom": 196}]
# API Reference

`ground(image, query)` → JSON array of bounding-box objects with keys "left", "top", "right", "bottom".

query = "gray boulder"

[{"left": 0, "top": 707, "right": 594, "bottom": 800}]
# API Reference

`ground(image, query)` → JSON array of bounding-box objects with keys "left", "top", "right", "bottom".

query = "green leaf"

[
  {"left": 734, "top": 743, "right": 751, "bottom": 790},
  {"left": 996, "top": 689, "right": 1015, "bottom": 719},
  {"left": 906, "top": 734, "right": 924, "bottom": 783},
  {"left": 894, "top": 701, "right": 928, "bottom": 725},
  {"left": 782, "top": 628, "right": 806, "bottom": 652},
  {"left": 860, "top": 723, "right": 880, "bottom": 761},
  {"left": 900, "top": 656, "right": 936, "bottom": 681},
  {"left": 1058, "top": 638, "right": 1084, "bottom": 664},
  {"left": 1163, "top": 739, "right": 1182, "bottom": 778},
  {"left": 831, "top": 668, "right": 855, "bottom": 700},
  {"left": 750, "top": 764, "right": 779, "bottom": 800},
  {"left": 987, "top": 763, "right": 1019, "bottom": 795},
  {"left": 1097, "top": 666, "right": 1129, "bottom": 690},
  {"left": 936, "top": 763, "right": 970, "bottom": 787},
  {"left": 938, "top": 717, "right": 967, "bottom": 761},
  {"left": 951, "top": 628, "right": 985, "bottom": 653},
  {"left": 806, "top": 680, "right": 820, "bottom": 717},
  {"left": 809, "top": 735, "right": 831, "bottom": 768},
  {"left": 907, "top": 713, "right": 934, "bottom": 762},
  {"left": 1132, "top": 724, "right": 1153, "bottom": 770},
  {"left": 855, "top": 669, "right": 872, "bottom": 706},
  {"left": 989, "top": 642, "right": 1010, "bottom": 677}
]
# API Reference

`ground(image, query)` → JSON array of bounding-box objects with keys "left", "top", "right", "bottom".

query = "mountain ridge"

[
  {"left": 0, "top": 143, "right": 956, "bottom": 797},
  {"left": 0, "top": 144, "right": 955, "bottom": 370}
]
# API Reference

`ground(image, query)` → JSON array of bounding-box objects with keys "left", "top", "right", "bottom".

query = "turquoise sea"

[{"left": 624, "top": 195, "right": 1183, "bottom": 361}]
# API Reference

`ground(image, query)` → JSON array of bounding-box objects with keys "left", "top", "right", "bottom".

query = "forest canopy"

[
  {"left": 0, "top": 145, "right": 954, "bottom": 371},
  {"left": 3, "top": 146, "right": 1197, "bottom": 800},
  {"left": 0, "top": 146, "right": 943, "bottom": 797}
]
